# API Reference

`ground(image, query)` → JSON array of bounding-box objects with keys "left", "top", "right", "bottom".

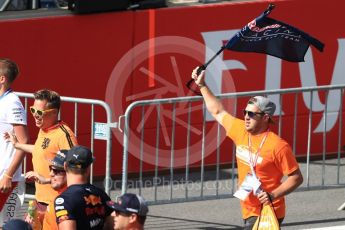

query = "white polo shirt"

[{"left": 0, "top": 91, "right": 27, "bottom": 182}]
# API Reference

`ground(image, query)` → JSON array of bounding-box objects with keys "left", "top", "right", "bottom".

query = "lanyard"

[
  {"left": 248, "top": 130, "right": 269, "bottom": 170},
  {"left": 0, "top": 88, "right": 12, "bottom": 101}
]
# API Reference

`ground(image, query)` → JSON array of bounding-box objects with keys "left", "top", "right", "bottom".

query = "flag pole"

[
  {"left": 197, "top": 46, "right": 225, "bottom": 75},
  {"left": 185, "top": 46, "right": 225, "bottom": 94},
  {"left": 186, "top": 4, "right": 275, "bottom": 94}
]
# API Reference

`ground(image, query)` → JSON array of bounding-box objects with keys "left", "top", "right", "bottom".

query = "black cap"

[
  {"left": 107, "top": 193, "right": 148, "bottom": 216},
  {"left": 65, "top": 146, "right": 94, "bottom": 169},
  {"left": 50, "top": 149, "right": 68, "bottom": 170},
  {"left": 3, "top": 219, "right": 32, "bottom": 230}
]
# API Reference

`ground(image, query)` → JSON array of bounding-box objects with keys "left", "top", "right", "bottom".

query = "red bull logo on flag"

[{"left": 247, "top": 19, "right": 281, "bottom": 33}]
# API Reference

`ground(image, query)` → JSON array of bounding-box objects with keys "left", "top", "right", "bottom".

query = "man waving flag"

[{"left": 186, "top": 4, "right": 325, "bottom": 94}]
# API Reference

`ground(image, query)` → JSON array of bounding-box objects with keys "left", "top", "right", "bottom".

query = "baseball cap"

[
  {"left": 65, "top": 145, "right": 94, "bottom": 169},
  {"left": 50, "top": 149, "right": 68, "bottom": 170},
  {"left": 3, "top": 219, "right": 32, "bottom": 230},
  {"left": 248, "top": 96, "right": 276, "bottom": 116},
  {"left": 107, "top": 193, "right": 149, "bottom": 216}
]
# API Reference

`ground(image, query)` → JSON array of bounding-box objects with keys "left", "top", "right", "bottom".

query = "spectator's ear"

[
  {"left": 263, "top": 114, "right": 270, "bottom": 123},
  {"left": 64, "top": 162, "right": 68, "bottom": 171},
  {"left": 0, "top": 75, "right": 5, "bottom": 83},
  {"left": 129, "top": 213, "right": 138, "bottom": 224}
]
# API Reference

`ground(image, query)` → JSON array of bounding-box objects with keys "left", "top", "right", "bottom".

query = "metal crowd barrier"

[
  {"left": 120, "top": 84, "right": 345, "bottom": 205},
  {"left": 16, "top": 92, "right": 115, "bottom": 199}
]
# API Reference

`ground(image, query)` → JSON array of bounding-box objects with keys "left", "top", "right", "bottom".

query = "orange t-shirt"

[
  {"left": 42, "top": 187, "right": 66, "bottom": 230},
  {"left": 32, "top": 121, "right": 77, "bottom": 204},
  {"left": 222, "top": 114, "right": 299, "bottom": 219}
]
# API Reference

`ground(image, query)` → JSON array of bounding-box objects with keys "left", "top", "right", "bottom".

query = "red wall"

[{"left": 2, "top": 0, "right": 344, "bottom": 175}]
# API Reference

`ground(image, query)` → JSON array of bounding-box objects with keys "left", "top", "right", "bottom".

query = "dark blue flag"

[
  {"left": 225, "top": 5, "right": 324, "bottom": 62},
  {"left": 186, "top": 4, "right": 325, "bottom": 95}
]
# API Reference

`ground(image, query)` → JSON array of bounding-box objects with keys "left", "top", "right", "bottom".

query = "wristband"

[
  {"left": 197, "top": 83, "right": 206, "bottom": 89},
  {"left": 4, "top": 173, "right": 13, "bottom": 179}
]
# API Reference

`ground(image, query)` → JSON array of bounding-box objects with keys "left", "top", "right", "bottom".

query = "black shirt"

[{"left": 54, "top": 183, "right": 112, "bottom": 230}]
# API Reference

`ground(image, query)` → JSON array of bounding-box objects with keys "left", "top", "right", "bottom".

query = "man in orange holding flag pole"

[{"left": 191, "top": 68, "right": 303, "bottom": 229}]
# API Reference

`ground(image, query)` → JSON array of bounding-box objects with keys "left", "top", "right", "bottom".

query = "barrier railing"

[
  {"left": 120, "top": 84, "right": 345, "bottom": 204},
  {"left": 16, "top": 92, "right": 115, "bottom": 198}
]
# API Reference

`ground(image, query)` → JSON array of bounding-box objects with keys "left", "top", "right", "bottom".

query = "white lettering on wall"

[
  {"left": 310, "top": 39, "right": 345, "bottom": 132},
  {"left": 265, "top": 56, "right": 283, "bottom": 115},
  {"left": 202, "top": 30, "right": 246, "bottom": 121}
]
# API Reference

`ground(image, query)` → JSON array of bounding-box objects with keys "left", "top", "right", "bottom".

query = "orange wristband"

[{"left": 4, "top": 173, "right": 13, "bottom": 179}]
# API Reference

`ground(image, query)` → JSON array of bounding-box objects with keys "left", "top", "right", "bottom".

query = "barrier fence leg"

[{"left": 337, "top": 202, "right": 345, "bottom": 211}]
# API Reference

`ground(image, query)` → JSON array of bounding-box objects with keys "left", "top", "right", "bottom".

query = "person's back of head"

[
  {"left": 0, "top": 58, "right": 19, "bottom": 85},
  {"left": 3, "top": 218, "right": 32, "bottom": 230},
  {"left": 65, "top": 145, "right": 94, "bottom": 176},
  {"left": 33, "top": 89, "right": 61, "bottom": 110}
]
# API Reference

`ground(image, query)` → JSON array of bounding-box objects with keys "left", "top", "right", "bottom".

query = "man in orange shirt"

[
  {"left": 7, "top": 89, "right": 77, "bottom": 225},
  {"left": 25, "top": 150, "right": 68, "bottom": 230},
  {"left": 191, "top": 67, "right": 303, "bottom": 229}
]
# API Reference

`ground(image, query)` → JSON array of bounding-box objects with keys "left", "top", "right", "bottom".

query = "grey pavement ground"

[
  {"left": 19, "top": 158, "right": 345, "bottom": 229},
  {"left": 19, "top": 184, "right": 345, "bottom": 229},
  {"left": 146, "top": 187, "right": 345, "bottom": 229},
  {"left": 116, "top": 158, "right": 345, "bottom": 229}
]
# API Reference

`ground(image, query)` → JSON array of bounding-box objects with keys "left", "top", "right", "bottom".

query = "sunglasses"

[
  {"left": 30, "top": 106, "right": 56, "bottom": 117},
  {"left": 243, "top": 110, "right": 265, "bottom": 118},
  {"left": 114, "top": 211, "right": 133, "bottom": 217},
  {"left": 49, "top": 165, "right": 65, "bottom": 175}
]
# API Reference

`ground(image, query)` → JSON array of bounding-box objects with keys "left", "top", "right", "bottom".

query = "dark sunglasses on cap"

[
  {"left": 243, "top": 110, "right": 265, "bottom": 118},
  {"left": 49, "top": 165, "right": 65, "bottom": 175},
  {"left": 29, "top": 106, "right": 56, "bottom": 117}
]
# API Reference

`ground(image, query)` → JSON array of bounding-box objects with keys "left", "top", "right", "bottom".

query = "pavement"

[
  {"left": 17, "top": 158, "right": 345, "bottom": 229},
  {"left": 19, "top": 184, "right": 345, "bottom": 229},
  {"left": 146, "top": 186, "right": 345, "bottom": 229},
  {"left": 142, "top": 158, "right": 345, "bottom": 229}
]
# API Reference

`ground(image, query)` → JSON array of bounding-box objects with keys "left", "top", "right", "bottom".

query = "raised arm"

[{"left": 191, "top": 67, "right": 229, "bottom": 125}]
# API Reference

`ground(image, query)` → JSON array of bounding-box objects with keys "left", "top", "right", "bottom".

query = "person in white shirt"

[{"left": 0, "top": 58, "right": 29, "bottom": 212}]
